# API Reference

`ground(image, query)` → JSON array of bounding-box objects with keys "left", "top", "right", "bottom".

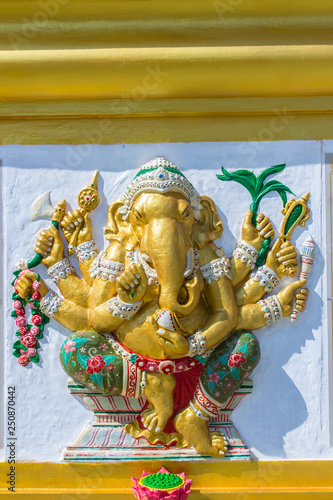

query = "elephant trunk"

[{"left": 148, "top": 218, "right": 200, "bottom": 317}]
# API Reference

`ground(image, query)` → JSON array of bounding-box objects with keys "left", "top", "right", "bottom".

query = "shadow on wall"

[
  {"left": 214, "top": 190, "right": 323, "bottom": 459},
  {"left": 232, "top": 235, "right": 324, "bottom": 459}
]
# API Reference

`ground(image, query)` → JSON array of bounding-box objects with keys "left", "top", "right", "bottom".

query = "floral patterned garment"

[
  {"left": 200, "top": 330, "right": 261, "bottom": 404},
  {"left": 60, "top": 330, "right": 124, "bottom": 395}
]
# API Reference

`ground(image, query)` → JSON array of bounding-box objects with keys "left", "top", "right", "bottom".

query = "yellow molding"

[
  {"left": 1, "top": 96, "right": 333, "bottom": 118},
  {"left": 2, "top": 45, "right": 333, "bottom": 101},
  {"left": 2, "top": 113, "right": 333, "bottom": 144},
  {"left": 1, "top": 461, "right": 333, "bottom": 498},
  {"left": 1, "top": 5, "right": 333, "bottom": 51},
  {"left": 1, "top": 0, "right": 333, "bottom": 22}
]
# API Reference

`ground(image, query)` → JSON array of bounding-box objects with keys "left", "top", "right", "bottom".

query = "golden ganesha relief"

[{"left": 13, "top": 157, "right": 313, "bottom": 458}]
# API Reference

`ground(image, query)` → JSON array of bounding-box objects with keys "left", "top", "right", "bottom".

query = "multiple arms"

[{"left": 15, "top": 204, "right": 309, "bottom": 350}]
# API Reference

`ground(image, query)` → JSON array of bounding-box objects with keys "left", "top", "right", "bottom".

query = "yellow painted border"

[
  {"left": 1, "top": 0, "right": 333, "bottom": 143},
  {"left": 1, "top": 461, "right": 333, "bottom": 498},
  {"left": 1, "top": 3, "right": 333, "bottom": 499}
]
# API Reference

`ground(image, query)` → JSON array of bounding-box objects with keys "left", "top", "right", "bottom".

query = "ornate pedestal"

[{"left": 63, "top": 379, "right": 253, "bottom": 462}]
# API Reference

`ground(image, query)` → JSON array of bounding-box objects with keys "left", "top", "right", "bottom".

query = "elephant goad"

[{"left": 16, "top": 157, "right": 309, "bottom": 458}]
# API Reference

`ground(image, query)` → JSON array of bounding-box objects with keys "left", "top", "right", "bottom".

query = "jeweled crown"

[{"left": 119, "top": 158, "right": 202, "bottom": 219}]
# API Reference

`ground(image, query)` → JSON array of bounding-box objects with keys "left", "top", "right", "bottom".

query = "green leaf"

[
  {"left": 11, "top": 311, "right": 17, "bottom": 318},
  {"left": 91, "top": 372, "right": 103, "bottom": 388},
  {"left": 217, "top": 167, "right": 257, "bottom": 200},
  {"left": 255, "top": 164, "right": 286, "bottom": 193},
  {"left": 61, "top": 350, "right": 71, "bottom": 369},
  {"left": 13, "top": 350, "right": 21, "bottom": 358},
  {"left": 103, "top": 355, "right": 117, "bottom": 366},
  {"left": 13, "top": 340, "right": 22, "bottom": 349},
  {"left": 29, "top": 353, "right": 40, "bottom": 363},
  {"left": 256, "top": 180, "right": 294, "bottom": 205},
  {"left": 77, "top": 351, "right": 90, "bottom": 369},
  {"left": 12, "top": 292, "right": 21, "bottom": 300},
  {"left": 230, "top": 366, "right": 240, "bottom": 380},
  {"left": 227, "top": 169, "right": 257, "bottom": 188}
]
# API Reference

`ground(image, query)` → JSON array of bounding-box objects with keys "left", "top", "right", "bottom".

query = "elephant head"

[{"left": 105, "top": 158, "right": 223, "bottom": 317}]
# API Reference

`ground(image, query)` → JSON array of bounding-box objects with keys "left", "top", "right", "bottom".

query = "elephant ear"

[
  {"left": 105, "top": 199, "right": 138, "bottom": 251},
  {"left": 192, "top": 195, "right": 223, "bottom": 249}
]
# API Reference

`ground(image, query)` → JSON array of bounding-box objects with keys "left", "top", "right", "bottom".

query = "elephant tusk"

[{"left": 184, "top": 248, "right": 194, "bottom": 278}]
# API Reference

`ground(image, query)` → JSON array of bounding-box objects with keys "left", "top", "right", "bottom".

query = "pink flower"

[
  {"left": 214, "top": 391, "right": 221, "bottom": 397},
  {"left": 226, "top": 381, "right": 234, "bottom": 388},
  {"left": 16, "top": 308, "right": 25, "bottom": 316},
  {"left": 18, "top": 354, "right": 30, "bottom": 367},
  {"left": 136, "top": 359, "right": 147, "bottom": 370},
  {"left": 107, "top": 364, "right": 115, "bottom": 372},
  {"left": 32, "top": 291, "right": 41, "bottom": 301},
  {"left": 30, "top": 326, "right": 39, "bottom": 336},
  {"left": 18, "top": 326, "right": 28, "bottom": 335},
  {"left": 175, "top": 361, "right": 187, "bottom": 372},
  {"left": 132, "top": 467, "right": 192, "bottom": 500},
  {"left": 87, "top": 355, "right": 105, "bottom": 374},
  {"left": 209, "top": 372, "right": 220, "bottom": 383},
  {"left": 74, "top": 371, "right": 83, "bottom": 379},
  {"left": 146, "top": 361, "right": 159, "bottom": 373},
  {"left": 15, "top": 316, "right": 26, "bottom": 327},
  {"left": 32, "top": 281, "right": 41, "bottom": 291},
  {"left": 99, "top": 343, "right": 108, "bottom": 351},
  {"left": 64, "top": 340, "right": 76, "bottom": 353},
  {"left": 13, "top": 300, "right": 23, "bottom": 310},
  {"left": 31, "top": 314, "right": 42, "bottom": 325},
  {"left": 27, "top": 348, "right": 37, "bottom": 357},
  {"left": 228, "top": 352, "right": 246, "bottom": 369},
  {"left": 159, "top": 360, "right": 175, "bottom": 375},
  {"left": 21, "top": 334, "right": 38, "bottom": 348}
]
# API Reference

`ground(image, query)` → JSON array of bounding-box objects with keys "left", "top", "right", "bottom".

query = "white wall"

[{"left": 1, "top": 141, "right": 332, "bottom": 461}]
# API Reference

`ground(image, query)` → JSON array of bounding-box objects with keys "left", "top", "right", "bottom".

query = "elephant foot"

[
  {"left": 141, "top": 404, "right": 171, "bottom": 434},
  {"left": 173, "top": 404, "right": 228, "bottom": 458},
  {"left": 143, "top": 372, "right": 175, "bottom": 433}
]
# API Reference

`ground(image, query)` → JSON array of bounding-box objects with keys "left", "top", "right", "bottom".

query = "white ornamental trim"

[
  {"left": 90, "top": 250, "right": 124, "bottom": 282},
  {"left": 258, "top": 295, "right": 283, "bottom": 325},
  {"left": 74, "top": 240, "right": 98, "bottom": 263},
  {"left": 200, "top": 249, "right": 232, "bottom": 283},
  {"left": 118, "top": 158, "right": 202, "bottom": 220},
  {"left": 249, "top": 265, "right": 280, "bottom": 292},
  {"left": 40, "top": 291, "right": 63, "bottom": 318},
  {"left": 47, "top": 258, "right": 75, "bottom": 284},
  {"left": 233, "top": 240, "right": 259, "bottom": 269},
  {"left": 107, "top": 295, "right": 142, "bottom": 320}
]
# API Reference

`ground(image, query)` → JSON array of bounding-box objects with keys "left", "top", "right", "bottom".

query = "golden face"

[{"left": 129, "top": 192, "right": 195, "bottom": 254}]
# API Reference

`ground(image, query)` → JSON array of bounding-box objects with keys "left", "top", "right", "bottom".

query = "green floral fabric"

[
  {"left": 200, "top": 330, "right": 260, "bottom": 404},
  {"left": 60, "top": 330, "right": 123, "bottom": 395}
]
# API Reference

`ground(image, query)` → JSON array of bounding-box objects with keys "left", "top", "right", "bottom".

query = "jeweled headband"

[{"left": 118, "top": 157, "right": 202, "bottom": 220}]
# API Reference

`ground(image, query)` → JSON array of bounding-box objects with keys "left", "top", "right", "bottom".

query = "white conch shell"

[
  {"left": 291, "top": 236, "right": 315, "bottom": 322},
  {"left": 299, "top": 237, "right": 316, "bottom": 281}
]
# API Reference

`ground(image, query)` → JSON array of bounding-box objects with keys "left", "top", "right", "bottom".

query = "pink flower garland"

[{"left": 11, "top": 270, "right": 50, "bottom": 367}]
